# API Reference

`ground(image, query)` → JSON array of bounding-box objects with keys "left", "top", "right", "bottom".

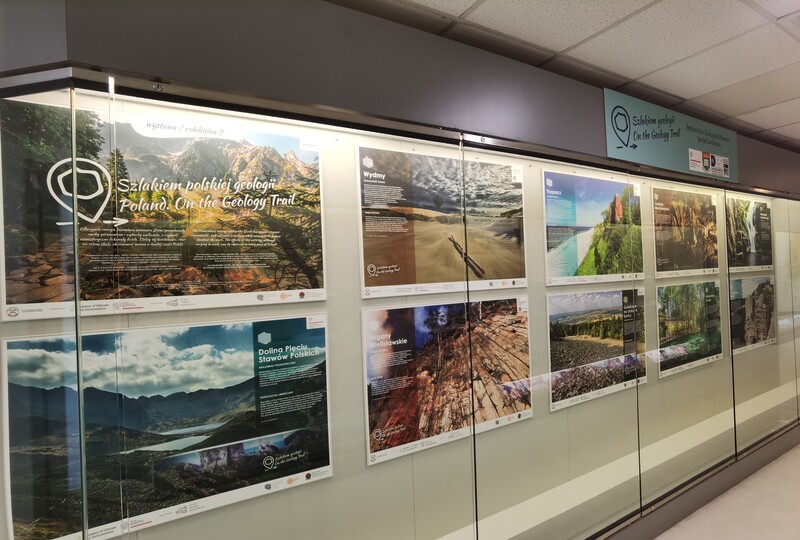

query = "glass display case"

[{"left": 1, "top": 76, "right": 798, "bottom": 540}]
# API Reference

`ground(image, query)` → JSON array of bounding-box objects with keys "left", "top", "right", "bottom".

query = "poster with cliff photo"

[
  {"left": 2, "top": 316, "right": 331, "bottom": 540},
  {"left": 657, "top": 281, "right": 722, "bottom": 378},
  {"left": 543, "top": 171, "right": 643, "bottom": 285},
  {"left": 363, "top": 298, "right": 531, "bottom": 464},
  {"left": 1, "top": 93, "right": 325, "bottom": 321},
  {"left": 653, "top": 187, "right": 719, "bottom": 278},
  {"left": 358, "top": 146, "right": 526, "bottom": 298},
  {"left": 725, "top": 195, "right": 773, "bottom": 272},
  {"left": 730, "top": 276, "right": 776, "bottom": 353},
  {"left": 547, "top": 289, "right": 646, "bottom": 411}
]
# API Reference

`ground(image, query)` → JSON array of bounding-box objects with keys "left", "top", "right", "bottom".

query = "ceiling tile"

[
  {"left": 406, "top": 0, "right": 477, "bottom": 16},
  {"left": 670, "top": 101, "right": 727, "bottom": 122},
  {"left": 716, "top": 117, "right": 763, "bottom": 134},
  {"left": 568, "top": 0, "right": 767, "bottom": 78},
  {"left": 737, "top": 97, "right": 800, "bottom": 128},
  {"left": 771, "top": 121, "right": 800, "bottom": 138},
  {"left": 466, "top": 0, "right": 653, "bottom": 52},
  {"left": 542, "top": 56, "right": 628, "bottom": 88},
  {"left": 691, "top": 61, "right": 800, "bottom": 116},
  {"left": 637, "top": 24, "right": 800, "bottom": 99},
  {"left": 751, "top": 0, "right": 800, "bottom": 18},
  {"left": 444, "top": 23, "right": 555, "bottom": 65},
  {"left": 326, "top": 0, "right": 455, "bottom": 32},
  {"left": 614, "top": 82, "right": 683, "bottom": 108}
]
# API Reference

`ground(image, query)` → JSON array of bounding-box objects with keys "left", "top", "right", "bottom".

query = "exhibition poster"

[
  {"left": 652, "top": 186, "right": 719, "bottom": 278},
  {"left": 1, "top": 94, "right": 325, "bottom": 321},
  {"left": 730, "top": 275, "right": 776, "bottom": 353},
  {"left": 725, "top": 195, "right": 773, "bottom": 272},
  {"left": 543, "top": 171, "right": 643, "bottom": 285},
  {"left": 547, "top": 288, "right": 646, "bottom": 411},
  {"left": 358, "top": 147, "right": 526, "bottom": 298},
  {"left": 2, "top": 316, "right": 331, "bottom": 540},
  {"left": 656, "top": 281, "right": 722, "bottom": 378},
  {"left": 363, "top": 298, "right": 531, "bottom": 464}
]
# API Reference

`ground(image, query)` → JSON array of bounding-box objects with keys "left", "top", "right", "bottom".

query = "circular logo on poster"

[
  {"left": 6, "top": 307, "right": 19, "bottom": 318},
  {"left": 367, "top": 264, "right": 378, "bottom": 277},
  {"left": 263, "top": 456, "right": 276, "bottom": 470},
  {"left": 47, "top": 158, "right": 113, "bottom": 224},
  {"left": 372, "top": 428, "right": 385, "bottom": 441}
]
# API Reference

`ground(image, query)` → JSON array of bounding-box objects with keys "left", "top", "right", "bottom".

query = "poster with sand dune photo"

[{"left": 358, "top": 147, "right": 526, "bottom": 298}]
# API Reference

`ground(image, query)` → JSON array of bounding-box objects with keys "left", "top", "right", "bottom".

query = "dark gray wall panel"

[
  {"left": 738, "top": 136, "right": 800, "bottom": 195},
  {"left": 0, "top": 0, "right": 67, "bottom": 73},
  {"left": 63, "top": 0, "right": 606, "bottom": 157}
]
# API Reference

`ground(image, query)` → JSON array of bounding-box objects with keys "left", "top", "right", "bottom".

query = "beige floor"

[{"left": 656, "top": 443, "right": 800, "bottom": 539}]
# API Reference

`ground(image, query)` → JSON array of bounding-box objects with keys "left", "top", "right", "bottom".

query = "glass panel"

[
  {"left": 726, "top": 191, "right": 797, "bottom": 451},
  {"left": 636, "top": 176, "right": 736, "bottom": 506},
  {"left": 0, "top": 87, "right": 85, "bottom": 540},
  {"left": 468, "top": 156, "right": 642, "bottom": 539},
  {"left": 75, "top": 90, "right": 477, "bottom": 539}
]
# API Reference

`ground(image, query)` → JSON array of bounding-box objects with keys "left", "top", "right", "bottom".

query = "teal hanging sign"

[{"left": 604, "top": 89, "right": 738, "bottom": 182}]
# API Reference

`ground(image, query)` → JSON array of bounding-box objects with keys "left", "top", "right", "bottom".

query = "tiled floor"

[{"left": 655, "top": 443, "right": 800, "bottom": 539}]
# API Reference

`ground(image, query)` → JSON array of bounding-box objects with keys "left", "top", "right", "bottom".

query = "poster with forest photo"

[
  {"left": 543, "top": 171, "right": 643, "bottom": 286},
  {"left": 657, "top": 281, "right": 722, "bottom": 378},
  {"left": 362, "top": 297, "right": 531, "bottom": 464},
  {"left": 547, "top": 289, "right": 646, "bottom": 411},
  {"left": 653, "top": 187, "right": 719, "bottom": 278},
  {"left": 1, "top": 92, "right": 325, "bottom": 321},
  {"left": 730, "top": 275, "right": 776, "bottom": 353},
  {"left": 725, "top": 195, "right": 773, "bottom": 272},
  {"left": 358, "top": 147, "right": 526, "bottom": 298},
  {"left": 2, "top": 316, "right": 331, "bottom": 540}
]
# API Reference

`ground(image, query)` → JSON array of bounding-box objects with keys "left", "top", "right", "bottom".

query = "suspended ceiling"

[{"left": 324, "top": 0, "right": 800, "bottom": 153}]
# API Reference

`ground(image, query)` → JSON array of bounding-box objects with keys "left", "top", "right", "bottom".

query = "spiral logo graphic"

[
  {"left": 263, "top": 456, "right": 275, "bottom": 469},
  {"left": 47, "top": 158, "right": 112, "bottom": 224}
]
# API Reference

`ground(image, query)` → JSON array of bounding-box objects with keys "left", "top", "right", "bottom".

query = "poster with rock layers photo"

[
  {"left": 730, "top": 275, "right": 776, "bottom": 353},
  {"left": 1, "top": 95, "right": 324, "bottom": 321},
  {"left": 2, "top": 316, "right": 331, "bottom": 540},
  {"left": 363, "top": 298, "right": 531, "bottom": 464},
  {"left": 358, "top": 147, "right": 526, "bottom": 298}
]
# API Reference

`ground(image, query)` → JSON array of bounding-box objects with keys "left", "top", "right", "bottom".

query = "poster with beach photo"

[
  {"left": 730, "top": 275, "right": 776, "bottom": 353},
  {"left": 543, "top": 171, "right": 643, "bottom": 286},
  {"left": 725, "top": 195, "right": 773, "bottom": 272},
  {"left": 547, "top": 288, "right": 646, "bottom": 411},
  {"left": 363, "top": 297, "right": 531, "bottom": 464},
  {"left": 358, "top": 147, "right": 526, "bottom": 298},
  {"left": 2, "top": 316, "right": 331, "bottom": 540},
  {"left": 653, "top": 187, "right": 719, "bottom": 278},
  {"left": 657, "top": 281, "right": 722, "bottom": 377},
  {"left": 1, "top": 93, "right": 325, "bottom": 322}
]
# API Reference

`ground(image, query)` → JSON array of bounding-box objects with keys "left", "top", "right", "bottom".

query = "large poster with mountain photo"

[
  {"left": 1, "top": 93, "right": 325, "bottom": 321},
  {"left": 725, "top": 195, "right": 773, "bottom": 272},
  {"left": 2, "top": 316, "right": 331, "bottom": 540},
  {"left": 363, "top": 298, "right": 531, "bottom": 464},
  {"left": 358, "top": 147, "right": 526, "bottom": 298},
  {"left": 543, "top": 171, "right": 643, "bottom": 285}
]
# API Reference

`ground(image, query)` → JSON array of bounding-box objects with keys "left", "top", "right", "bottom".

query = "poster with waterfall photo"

[
  {"left": 656, "top": 280, "right": 722, "bottom": 378},
  {"left": 1, "top": 92, "right": 325, "bottom": 321},
  {"left": 362, "top": 297, "right": 531, "bottom": 464},
  {"left": 725, "top": 195, "right": 773, "bottom": 272},
  {"left": 358, "top": 146, "right": 526, "bottom": 298},
  {"left": 547, "top": 288, "right": 646, "bottom": 411},
  {"left": 730, "top": 275, "right": 776, "bottom": 353},
  {"left": 652, "top": 186, "right": 719, "bottom": 278},
  {"left": 2, "top": 316, "right": 331, "bottom": 540},
  {"left": 543, "top": 170, "right": 643, "bottom": 286}
]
